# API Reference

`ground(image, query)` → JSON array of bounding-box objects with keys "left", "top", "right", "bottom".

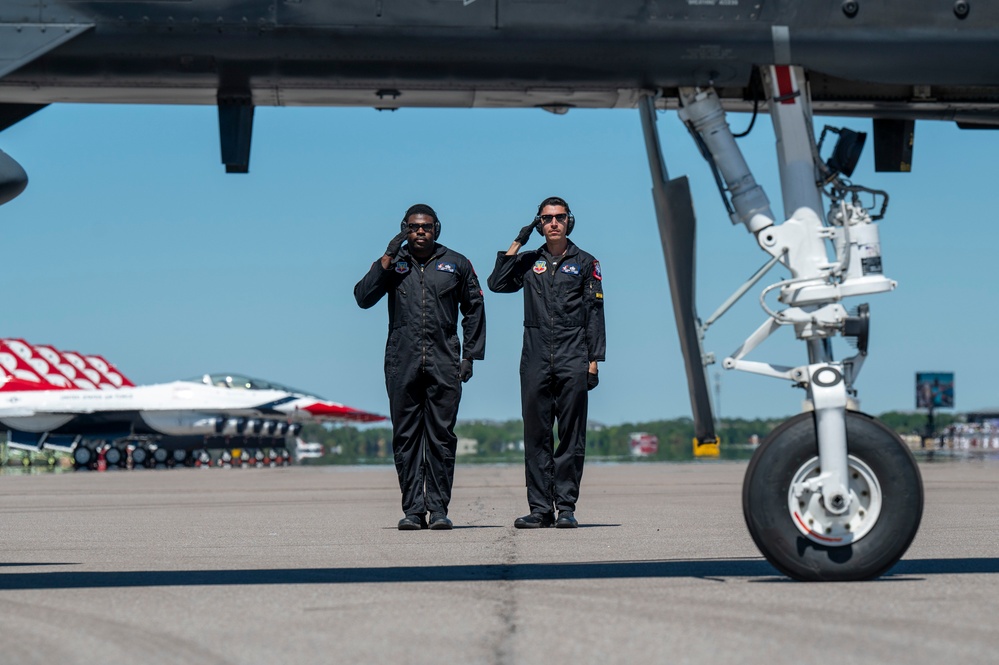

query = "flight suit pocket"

[{"left": 385, "top": 332, "right": 400, "bottom": 382}]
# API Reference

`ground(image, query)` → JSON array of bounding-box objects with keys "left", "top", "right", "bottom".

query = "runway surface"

[{"left": 2, "top": 460, "right": 999, "bottom": 664}]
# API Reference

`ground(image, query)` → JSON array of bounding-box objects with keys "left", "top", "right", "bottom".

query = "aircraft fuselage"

[{"left": 1, "top": 1, "right": 998, "bottom": 122}]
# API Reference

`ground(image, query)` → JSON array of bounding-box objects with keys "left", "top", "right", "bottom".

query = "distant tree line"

[{"left": 299, "top": 410, "right": 954, "bottom": 465}]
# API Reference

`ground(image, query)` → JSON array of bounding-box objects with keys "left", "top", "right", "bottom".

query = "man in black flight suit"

[
  {"left": 487, "top": 196, "right": 605, "bottom": 529},
  {"left": 354, "top": 204, "right": 486, "bottom": 530}
]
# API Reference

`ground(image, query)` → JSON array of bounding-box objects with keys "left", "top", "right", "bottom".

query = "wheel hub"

[{"left": 788, "top": 455, "right": 882, "bottom": 545}]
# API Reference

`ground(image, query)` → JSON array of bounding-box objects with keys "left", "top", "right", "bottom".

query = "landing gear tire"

[{"left": 743, "top": 411, "right": 923, "bottom": 582}]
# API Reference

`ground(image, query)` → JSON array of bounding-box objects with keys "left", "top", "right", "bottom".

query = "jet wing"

[
  {"left": 295, "top": 400, "right": 387, "bottom": 423},
  {"left": 0, "top": 23, "right": 93, "bottom": 80}
]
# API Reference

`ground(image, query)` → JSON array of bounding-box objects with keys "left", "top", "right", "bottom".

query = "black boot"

[{"left": 514, "top": 512, "right": 555, "bottom": 529}]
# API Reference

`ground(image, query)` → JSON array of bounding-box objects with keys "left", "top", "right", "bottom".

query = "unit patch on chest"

[
  {"left": 560, "top": 263, "right": 580, "bottom": 275},
  {"left": 436, "top": 261, "right": 456, "bottom": 273},
  {"left": 532, "top": 260, "right": 548, "bottom": 274},
  {"left": 395, "top": 261, "right": 410, "bottom": 274}
]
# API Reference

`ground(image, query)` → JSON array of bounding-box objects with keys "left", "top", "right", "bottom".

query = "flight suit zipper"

[
  {"left": 549, "top": 257, "right": 558, "bottom": 371},
  {"left": 419, "top": 263, "right": 427, "bottom": 370}
]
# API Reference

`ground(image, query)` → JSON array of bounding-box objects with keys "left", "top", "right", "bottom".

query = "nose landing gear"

[{"left": 639, "top": 64, "right": 924, "bottom": 580}]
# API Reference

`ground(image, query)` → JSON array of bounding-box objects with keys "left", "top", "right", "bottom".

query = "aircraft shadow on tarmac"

[{"left": 2, "top": 558, "right": 998, "bottom": 590}]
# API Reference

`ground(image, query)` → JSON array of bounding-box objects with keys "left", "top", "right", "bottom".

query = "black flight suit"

[
  {"left": 487, "top": 240, "right": 605, "bottom": 515},
  {"left": 354, "top": 243, "right": 485, "bottom": 519}
]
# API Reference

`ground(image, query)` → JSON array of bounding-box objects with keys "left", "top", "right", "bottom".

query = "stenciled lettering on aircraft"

[
  {"left": 687, "top": 0, "right": 740, "bottom": 6},
  {"left": 682, "top": 45, "right": 735, "bottom": 61}
]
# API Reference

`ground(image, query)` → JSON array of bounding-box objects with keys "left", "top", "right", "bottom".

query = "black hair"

[
  {"left": 404, "top": 203, "right": 439, "bottom": 223},
  {"left": 536, "top": 196, "right": 571, "bottom": 215}
]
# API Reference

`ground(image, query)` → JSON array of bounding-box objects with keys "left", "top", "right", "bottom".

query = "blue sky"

[{"left": 0, "top": 103, "right": 993, "bottom": 425}]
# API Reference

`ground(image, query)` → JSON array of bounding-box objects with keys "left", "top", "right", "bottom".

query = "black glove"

[
  {"left": 586, "top": 371, "right": 599, "bottom": 391},
  {"left": 459, "top": 359, "right": 474, "bottom": 383},
  {"left": 515, "top": 219, "right": 539, "bottom": 246},
  {"left": 384, "top": 230, "right": 407, "bottom": 260}
]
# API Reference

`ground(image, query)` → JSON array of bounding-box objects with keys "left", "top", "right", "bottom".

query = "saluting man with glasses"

[
  {"left": 354, "top": 204, "right": 486, "bottom": 531},
  {"left": 487, "top": 196, "right": 605, "bottom": 529}
]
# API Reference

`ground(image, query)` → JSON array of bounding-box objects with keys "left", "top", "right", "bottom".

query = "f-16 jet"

[{"left": 0, "top": 340, "right": 385, "bottom": 468}]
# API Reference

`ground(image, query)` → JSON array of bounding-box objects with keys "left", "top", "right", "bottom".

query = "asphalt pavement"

[{"left": 2, "top": 459, "right": 999, "bottom": 664}]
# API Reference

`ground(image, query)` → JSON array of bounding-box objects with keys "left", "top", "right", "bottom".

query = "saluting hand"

[
  {"left": 459, "top": 359, "right": 474, "bottom": 383},
  {"left": 515, "top": 219, "right": 539, "bottom": 246},
  {"left": 384, "top": 230, "right": 408, "bottom": 260}
]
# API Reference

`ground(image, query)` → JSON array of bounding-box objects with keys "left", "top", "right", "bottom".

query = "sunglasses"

[
  {"left": 540, "top": 213, "right": 568, "bottom": 224},
  {"left": 407, "top": 223, "right": 435, "bottom": 232}
]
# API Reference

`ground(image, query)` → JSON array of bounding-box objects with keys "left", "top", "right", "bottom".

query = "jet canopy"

[{"left": 192, "top": 373, "right": 322, "bottom": 400}]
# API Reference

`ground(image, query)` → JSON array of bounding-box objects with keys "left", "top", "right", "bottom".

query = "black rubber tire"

[{"left": 743, "top": 411, "right": 923, "bottom": 581}]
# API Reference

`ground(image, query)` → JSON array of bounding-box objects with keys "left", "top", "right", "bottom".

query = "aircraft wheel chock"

[{"left": 742, "top": 411, "right": 923, "bottom": 581}]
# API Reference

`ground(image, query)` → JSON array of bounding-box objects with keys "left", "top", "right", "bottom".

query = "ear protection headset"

[
  {"left": 401, "top": 203, "right": 442, "bottom": 240},
  {"left": 534, "top": 196, "right": 574, "bottom": 236}
]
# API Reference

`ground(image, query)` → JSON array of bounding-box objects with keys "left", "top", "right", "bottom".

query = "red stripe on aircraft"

[
  {"left": 775, "top": 65, "right": 796, "bottom": 105},
  {"left": 301, "top": 402, "right": 386, "bottom": 422}
]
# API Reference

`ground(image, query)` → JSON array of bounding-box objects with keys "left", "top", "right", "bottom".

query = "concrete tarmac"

[{"left": 2, "top": 459, "right": 999, "bottom": 664}]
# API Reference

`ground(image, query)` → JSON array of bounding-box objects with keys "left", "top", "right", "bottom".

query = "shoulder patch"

[
  {"left": 592, "top": 260, "right": 602, "bottom": 281},
  {"left": 395, "top": 261, "right": 410, "bottom": 274},
  {"left": 532, "top": 259, "right": 548, "bottom": 274},
  {"left": 436, "top": 261, "right": 457, "bottom": 273},
  {"left": 560, "top": 263, "right": 581, "bottom": 275}
]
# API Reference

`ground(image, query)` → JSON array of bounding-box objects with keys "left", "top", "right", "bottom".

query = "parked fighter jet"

[
  {"left": 0, "top": 340, "right": 385, "bottom": 468},
  {"left": 2, "top": 1, "right": 996, "bottom": 580}
]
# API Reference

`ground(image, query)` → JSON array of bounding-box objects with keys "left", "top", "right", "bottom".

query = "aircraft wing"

[
  {"left": 1, "top": 4, "right": 997, "bottom": 175},
  {"left": 295, "top": 400, "right": 388, "bottom": 424},
  {"left": 0, "top": 22, "right": 92, "bottom": 80}
]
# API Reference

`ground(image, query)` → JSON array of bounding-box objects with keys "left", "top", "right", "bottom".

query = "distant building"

[
  {"left": 965, "top": 410, "right": 999, "bottom": 424},
  {"left": 457, "top": 437, "right": 478, "bottom": 456}
]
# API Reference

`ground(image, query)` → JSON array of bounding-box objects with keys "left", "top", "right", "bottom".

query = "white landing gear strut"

[{"left": 640, "top": 65, "right": 923, "bottom": 580}]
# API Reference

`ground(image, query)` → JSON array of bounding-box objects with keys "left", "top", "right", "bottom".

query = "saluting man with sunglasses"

[
  {"left": 354, "top": 204, "right": 486, "bottom": 531},
  {"left": 487, "top": 196, "right": 605, "bottom": 529}
]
